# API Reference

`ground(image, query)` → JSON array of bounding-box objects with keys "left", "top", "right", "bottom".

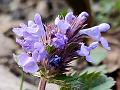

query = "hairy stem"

[
  {"left": 20, "top": 71, "right": 24, "bottom": 90},
  {"left": 38, "top": 77, "right": 47, "bottom": 90}
]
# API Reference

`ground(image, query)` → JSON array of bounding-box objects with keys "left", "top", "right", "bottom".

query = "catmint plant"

[{"left": 13, "top": 12, "right": 115, "bottom": 90}]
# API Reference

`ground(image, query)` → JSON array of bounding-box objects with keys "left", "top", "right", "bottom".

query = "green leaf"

[
  {"left": 78, "top": 72, "right": 115, "bottom": 90},
  {"left": 81, "top": 65, "right": 108, "bottom": 74},
  {"left": 58, "top": 8, "right": 68, "bottom": 17},
  {"left": 46, "top": 45, "right": 56, "bottom": 55},
  {"left": 78, "top": 72, "right": 101, "bottom": 90},
  {"left": 90, "top": 47, "right": 108, "bottom": 65},
  {"left": 114, "top": 0, "right": 120, "bottom": 10},
  {"left": 50, "top": 72, "right": 115, "bottom": 90},
  {"left": 91, "top": 75, "right": 115, "bottom": 90}
]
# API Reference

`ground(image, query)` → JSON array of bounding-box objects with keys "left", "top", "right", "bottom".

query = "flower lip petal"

[
  {"left": 34, "top": 42, "right": 44, "bottom": 49},
  {"left": 55, "top": 16, "right": 60, "bottom": 25},
  {"left": 17, "top": 53, "right": 30, "bottom": 66},
  {"left": 23, "top": 60, "right": 39, "bottom": 73},
  {"left": 98, "top": 23, "right": 110, "bottom": 32},
  {"left": 28, "top": 20, "right": 35, "bottom": 27},
  {"left": 55, "top": 16, "right": 70, "bottom": 34},
  {"left": 27, "top": 20, "right": 39, "bottom": 33},
  {"left": 100, "top": 37, "right": 111, "bottom": 50},
  {"left": 34, "top": 13, "right": 42, "bottom": 25},
  {"left": 77, "top": 43, "right": 89, "bottom": 56},
  {"left": 12, "top": 28, "right": 25, "bottom": 36},
  {"left": 80, "top": 26, "right": 101, "bottom": 41},
  {"left": 34, "top": 13, "right": 45, "bottom": 36},
  {"left": 87, "top": 42, "right": 99, "bottom": 51},
  {"left": 86, "top": 55, "right": 93, "bottom": 62}
]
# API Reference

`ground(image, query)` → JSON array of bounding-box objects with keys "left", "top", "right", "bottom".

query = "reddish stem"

[{"left": 38, "top": 77, "right": 47, "bottom": 90}]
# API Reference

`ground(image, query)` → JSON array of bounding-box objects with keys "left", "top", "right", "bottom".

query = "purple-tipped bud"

[
  {"left": 65, "top": 12, "right": 75, "bottom": 23},
  {"left": 55, "top": 17, "right": 70, "bottom": 34},
  {"left": 78, "top": 12, "right": 89, "bottom": 18}
]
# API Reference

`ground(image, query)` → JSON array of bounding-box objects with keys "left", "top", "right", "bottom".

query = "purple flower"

[
  {"left": 98, "top": 23, "right": 110, "bottom": 32},
  {"left": 87, "top": 42, "right": 99, "bottom": 51},
  {"left": 74, "top": 12, "right": 89, "bottom": 28},
  {"left": 32, "top": 42, "right": 47, "bottom": 62},
  {"left": 13, "top": 21, "right": 39, "bottom": 37},
  {"left": 13, "top": 12, "right": 111, "bottom": 74},
  {"left": 100, "top": 37, "right": 111, "bottom": 50},
  {"left": 12, "top": 23, "right": 27, "bottom": 37},
  {"left": 52, "top": 33, "right": 68, "bottom": 49},
  {"left": 17, "top": 53, "right": 39, "bottom": 73},
  {"left": 55, "top": 16, "right": 70, "bottom": 34},
  {"left": 79, "top": 23, "right": 111, "bottom": 50},
  {"left": 34, "top": 13, "right": 45, "bottom": 37},
  {"left": 77, "top": 12, "right": 89, "bottom": 21},
  {"left": 77, "top": 42, "right": 98, "bottom": 62},
  {"left": 16, "top": 38, "right": 35, "bottom": 52},
  {"left": 65, "top": 12, "right": 75, "bottom": 23},
  {"left": 13, "top": 13, "right": 45, "bottom": 38}
]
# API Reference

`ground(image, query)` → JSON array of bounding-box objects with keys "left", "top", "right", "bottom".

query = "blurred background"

[{"left": 0, "top": 0, "right": 120, "bottom": 90}]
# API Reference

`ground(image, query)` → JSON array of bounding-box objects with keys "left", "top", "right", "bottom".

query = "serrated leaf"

[
  {"left": 79, "top": 72, "right": 115, "bottom": 90},
  {"left": 81, "top": 65, "right": 108, "bottom": 74},
  {"left": 90, "top": 47, "right": 108, "bottom": 65},
  {"left": 50, "top": 72, "right": 115, "bottom": 90},
  {"left": 91, "top": 75, "right": 115, "bottom": 90}
]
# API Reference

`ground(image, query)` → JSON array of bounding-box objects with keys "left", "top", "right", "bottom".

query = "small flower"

[
  {"left": 77, "top": 42, "right": 98, "bottom": 62},
  {"left": 17, "top": 53, "right": 39, "bottom": 73},
  {"left": 52, "top": 33, "right": 68, "bottom": 49},
  {"left": 32, "top": 42, "right": 47, "bottom": 62},
  {"left": 79, "top": 23, "right": 110, "bottom": 50},
  {"left": 13, "top": 14, "right": 45, "bottom": 38}
]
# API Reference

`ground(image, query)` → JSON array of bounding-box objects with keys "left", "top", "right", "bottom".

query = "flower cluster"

[{"left": 13, "top": 12, "right": 110, "bottom": 74}]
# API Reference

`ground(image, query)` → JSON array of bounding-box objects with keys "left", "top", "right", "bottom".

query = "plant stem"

[
  {"left": 20, "top": 71, "right": 24, "bottom": 90},
  {"left": 38, "top": 77, "right": 47, "bottom": 90}
]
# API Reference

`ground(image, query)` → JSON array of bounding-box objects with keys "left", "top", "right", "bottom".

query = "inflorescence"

[{"left": 13, "top": 12, "right": 110, "bottom": 75}]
